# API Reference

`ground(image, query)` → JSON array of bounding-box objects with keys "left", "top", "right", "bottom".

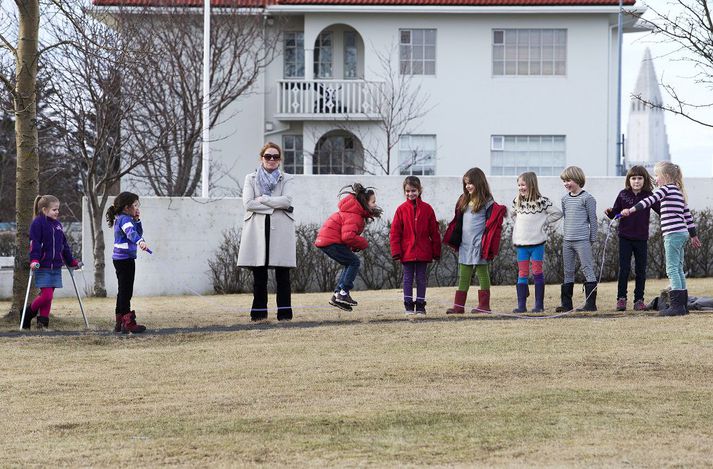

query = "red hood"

[{"left": 338, "top": 194, "right": 370, "bottom": 218}]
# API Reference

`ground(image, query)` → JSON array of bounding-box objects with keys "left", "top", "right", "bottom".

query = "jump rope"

[{"left": 19, "top": 216, "right": 621, "bottom": 331}]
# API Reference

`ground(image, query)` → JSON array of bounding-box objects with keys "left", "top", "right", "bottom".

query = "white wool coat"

[{"left": 237, "top": 171, "right": 297, "bottom": 268}]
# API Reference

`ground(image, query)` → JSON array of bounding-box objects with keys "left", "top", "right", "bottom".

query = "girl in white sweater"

[{"left": 510, "top": 172, "right": 563, "bottom": 312}]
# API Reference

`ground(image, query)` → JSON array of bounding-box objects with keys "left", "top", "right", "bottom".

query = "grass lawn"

[{"left": 1, "top": 278, "right": 712, "bottom": 467}]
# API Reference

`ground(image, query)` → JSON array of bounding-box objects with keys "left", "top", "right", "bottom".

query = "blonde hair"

[
  {"left": 654, "top": 161, "right": 687, "bottom": 202},
  {"left": 560, "top": 166, "right": 586, "bottom": 188},
  {"left": 33, "top": 195, "right": 60, "bottom": 216},
  {"left": 515, "top": 172, "right": 542, "bottom": 209}
]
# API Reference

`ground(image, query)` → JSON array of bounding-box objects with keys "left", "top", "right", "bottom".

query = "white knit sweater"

[{"left": 510, "top": 196, "right": 563, "bottom": 246}]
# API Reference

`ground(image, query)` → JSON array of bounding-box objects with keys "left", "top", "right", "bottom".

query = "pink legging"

[{"left": 31, "top": 288, "right": 55, "bottom": 318}]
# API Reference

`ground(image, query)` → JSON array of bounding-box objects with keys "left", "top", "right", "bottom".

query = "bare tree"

[
  {"left": 633, "top": 0, "right": 713, "bottom": 128},
  {"left": 117, "top": 5, "right": 280, "bottom": 195},
  {"left": 326, "top": 43, "right": 432, "bottom": 175}
]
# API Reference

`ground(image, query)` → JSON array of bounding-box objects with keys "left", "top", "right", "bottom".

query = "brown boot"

[
  {"left": 446, "top": 290, "right": 467, "bottom": 314},
  {"left": 121, "top": 311, "right": 146, "bottom": 334},
  {"left": 114, "top": 313, "right": 123, "bottom": 333},
  {"left": 471, "top": 290, "right": 491, "bottom": 313}
]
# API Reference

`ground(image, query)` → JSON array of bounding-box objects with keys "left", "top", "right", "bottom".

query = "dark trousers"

[
  {"left": 318, "top": 244, "right": 360, "bottom": 292},
  {"left": 251, "top": 267, "right": 292, "bottom": 320},
  {"left": 250, "top": 214, "right": 292, "bottom": 320},
  {"left": 617, "top": 237, "right": 648, "bottom": 301},
  {"left": 113, "top": 259, "right": 135, "bottom": 315}
]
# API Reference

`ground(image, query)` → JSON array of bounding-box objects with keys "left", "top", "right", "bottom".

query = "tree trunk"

[
  {"left": 9, "top": 1, "right": 40, "bottom": 319},
  {"left": 90, "top": 199, "right": 107, "bottom": 298}
]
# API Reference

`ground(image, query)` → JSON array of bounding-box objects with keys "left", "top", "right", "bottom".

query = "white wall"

[{"left": 3, "top": 176, "right": 710, "bottom": 299}]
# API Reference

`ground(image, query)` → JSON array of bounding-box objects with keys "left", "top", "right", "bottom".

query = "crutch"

[
  {"left": 67, "top": 266, "right": 89, "bottom": 329},
  {"left": 19, "top": 268, "right": 34, "bottom": 330}
]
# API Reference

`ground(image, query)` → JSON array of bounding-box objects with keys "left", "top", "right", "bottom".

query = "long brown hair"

[
  {"left": 624, "top": 165, "right": 653, "bottom": 192},
  {"left": 339, "top": 183, "right": 383, "bottom": 219},
  {"left": 106, "top": 192, "right": 139, "bottom": 227},
  {"left": 457, "top": 167, "right": 491, "bottom": 213}
]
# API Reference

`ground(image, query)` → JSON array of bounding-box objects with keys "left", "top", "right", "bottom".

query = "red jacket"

[
  {"left": 389, "top": 198, "right": 441, "bottom": 262},
  {"left": 314, "top": 194, "right": 371, "bottom": 250},
  {"left": 443, "top": 199, "right": 506, "bottom": 261}
]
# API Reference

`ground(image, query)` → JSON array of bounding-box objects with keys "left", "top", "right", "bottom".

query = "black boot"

[
  {"left": 660, "top": 289, "right": 688, "bottom": 316},
  {"left": 404, "top": 300, "right": 415, "bottom": 314},
  {"left": 36, "top": 316, "right": 49, "bottom": 330},
  {"left": 415, "top": 301, "right": 426, "bottom": 315},
  {"left": 22, "top": 305, "right": 38, "bottom": 330},
  {"left": 577, "top": 282, "right": 598, "bottom": 312},
  {"left": 512, "top": 283, "right": 528, "bottom": 313},
  {"left": 555, "top": 283, "right": 574, "bottom": 312}
]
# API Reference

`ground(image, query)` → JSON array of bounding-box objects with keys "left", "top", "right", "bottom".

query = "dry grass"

[{"left": 1, "top": 278, "right": 713, "bottom": 467}]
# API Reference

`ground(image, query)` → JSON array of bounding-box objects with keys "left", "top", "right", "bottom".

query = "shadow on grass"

[{"left": 0, "top": 309, "right": 671, "bottom": 339}]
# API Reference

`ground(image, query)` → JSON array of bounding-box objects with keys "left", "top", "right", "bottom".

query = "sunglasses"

[{"left": 263, "top": 153, "right": 281, "bottom": 161}]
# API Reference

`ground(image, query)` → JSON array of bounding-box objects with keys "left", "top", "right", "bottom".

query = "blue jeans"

[
  {"left": 319, "top": 244, "right": 361, "bottom": 292},
  {"left": 664, "top": 232, "right": 689, "bottom": 290}
]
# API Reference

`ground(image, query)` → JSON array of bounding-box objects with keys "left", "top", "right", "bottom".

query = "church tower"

[{"left": 625, "top": 48, "right": 671, "bottom": 171}]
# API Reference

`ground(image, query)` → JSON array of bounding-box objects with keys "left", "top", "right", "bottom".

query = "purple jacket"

[
  {"left": 606, "top": 189, "right": 661, "bottom": 240},
  {"left": 29, "top": 215, "right": 76, "bottom": 269}
]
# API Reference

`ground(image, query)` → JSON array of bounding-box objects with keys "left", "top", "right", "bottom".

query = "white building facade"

[{"left": 97, "top": 0, "right": 645, "bottom": 190}]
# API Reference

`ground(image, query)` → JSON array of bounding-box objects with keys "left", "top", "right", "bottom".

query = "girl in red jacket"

[
  {"left": 315, "top": 183, "right": 383, "bottom": 311},
  {"left": 390, "top": 176, "right": 441, "bottom": 316}
]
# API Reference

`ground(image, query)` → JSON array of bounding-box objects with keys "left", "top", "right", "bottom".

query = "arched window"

[{"left": 314, "top": 131, "right": 364, "bottom": 175}]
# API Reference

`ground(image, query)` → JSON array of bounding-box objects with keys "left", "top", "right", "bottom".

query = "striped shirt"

[
  {"left": 634, "top": 184, "right": 697, "bottom": 237},
  {"left": 561, "top": 190, "right": 597, "bottom": 242}
]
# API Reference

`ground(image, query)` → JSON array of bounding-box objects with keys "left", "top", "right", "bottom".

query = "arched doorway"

[{"left": 313, "top": 130, "right": 364, "bottom": 175}]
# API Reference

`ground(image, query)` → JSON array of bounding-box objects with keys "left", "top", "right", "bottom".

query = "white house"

[{"left": 95, "top": 0, "right": 646, "bottom": 191}]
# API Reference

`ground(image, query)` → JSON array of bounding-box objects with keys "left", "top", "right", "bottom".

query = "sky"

[{"left": 622, "top": 0, "right": 713, "bottom": 176}]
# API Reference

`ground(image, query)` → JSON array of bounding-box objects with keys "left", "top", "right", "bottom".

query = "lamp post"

[
  {"left": 201, "top": 0, "right": 211, "bottom": 198},
  {"left": 616, "top": 0, "right": 624, "bottom": 175}
]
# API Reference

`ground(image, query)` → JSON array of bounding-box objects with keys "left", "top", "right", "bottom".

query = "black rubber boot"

[
  {"left": 512, "top": 283, "right": 528, "bottom": 313},
  {"left": 22, "top": 305, "right": 38, "bottom": 330},
  {"left": 577, "top": 282, "right": 598, "bottom": 312},
  {"left": 555, "top": 283, "right": 574, "bottom": 312},
  {"left": 660, "top": 289, "right": 688, "bottom": 316},
  {"left": 36, "top": 316, "right": 49, "bottom": 330}
]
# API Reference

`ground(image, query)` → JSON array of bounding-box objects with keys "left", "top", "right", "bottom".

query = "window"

[
  {"left": 282, "top": 135, "right": 303, "bottom": 174},
  {"left": 400, "top": 29, "right": 436, "bottom": 75},
  {"left": 490, "top": 135, "right": 566, "bottom": 176},
  {"left": 492, "top": 29, "right": 566, "bottom": 76},
  {"left": 344, "top": 31, "right": 358, "bottom": 79},
  {"left": 399, "top": 135, "right": 436, "bottom": 175},
  {"left": 314, "top": 31, "right": 333, "bottom": 79},
  {"left": 283, "top": 32, "right": 304, "bottom": 78},
  {"left": 314, "top": 133, "right": 364, "bottom": 174}
]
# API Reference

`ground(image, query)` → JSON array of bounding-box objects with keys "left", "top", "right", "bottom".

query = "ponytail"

[
  {"left": 654, "top": 161, "right": 687, "bottom": 203},
  {"left": 106, "top": 191, "right": 140, "bottom": 227},
  {"left": 338, "top": 183, "right": 382, "bottom": 219},
  {"left": 34, "top": 195, "right": 60, "bottom": 216}
]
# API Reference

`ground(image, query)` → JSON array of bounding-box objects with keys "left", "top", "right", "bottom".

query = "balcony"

[{"left": 276, "top": 80, "right": 383, "bottom": 121}]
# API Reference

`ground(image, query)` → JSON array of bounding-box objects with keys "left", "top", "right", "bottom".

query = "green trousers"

[{"left": 457, "top": 263, "right": 491, "bottom": 291}]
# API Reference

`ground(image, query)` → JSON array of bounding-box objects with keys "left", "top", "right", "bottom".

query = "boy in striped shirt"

[
  {"left": 556, "top": 166, "right": 599, "bottom": 312},
  {"left": 621, "top": 161, "right": 701, "bottom": 316}
]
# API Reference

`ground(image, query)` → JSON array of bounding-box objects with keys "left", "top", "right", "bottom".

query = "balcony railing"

[{"left": 276, "top": 80, "right": 383, "bottom": 120}]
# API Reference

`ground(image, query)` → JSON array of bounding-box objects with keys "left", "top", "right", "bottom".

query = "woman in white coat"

[{"left": 237, "top": 142, "right": 296, "bottom": 321}]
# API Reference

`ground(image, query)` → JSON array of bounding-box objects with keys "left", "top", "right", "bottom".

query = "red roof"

[{"left": 92, "top": 0, "right": 635, "bottom": 7}]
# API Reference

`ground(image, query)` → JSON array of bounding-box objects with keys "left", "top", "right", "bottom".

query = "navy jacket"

[{"left": 29, "top": 215, "right": 75, "bottom": 269}]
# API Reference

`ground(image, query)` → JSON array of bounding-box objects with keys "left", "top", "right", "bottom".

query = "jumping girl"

[
  {"left": 604, "top": 165, "right": 660, "bottom": 312},
  {"left": 23, "top": 195, "right": 80, "bottom": 330},
  {"left": 443, "top": 167, "right": 506, "bottom": 314},
  {"left": 315, "top": 183, "right": 383, "bottom": 311},
  {"left": 510, "top": 172, "right": 563, "bottom": 313},
  {"left": 106, "top": 192, "right": 150, "bottom": 333},
  {"left": 389, "top": 176, "right": 441, "bottom": 316},
  {"left": 621, "top": 161, "right": 701, "bottom": 316}
]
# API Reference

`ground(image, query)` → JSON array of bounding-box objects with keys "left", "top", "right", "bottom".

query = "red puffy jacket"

[
  {"left": 314, "top": 195, "right": 371, "bottom": 251},
  {"left": 389, "top": 198, "right": 442, "bottom": 262}
]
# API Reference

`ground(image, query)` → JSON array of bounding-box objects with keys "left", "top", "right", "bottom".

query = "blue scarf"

[{"left": 256, "top": 166, "right": 281, "bottom": 196}]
